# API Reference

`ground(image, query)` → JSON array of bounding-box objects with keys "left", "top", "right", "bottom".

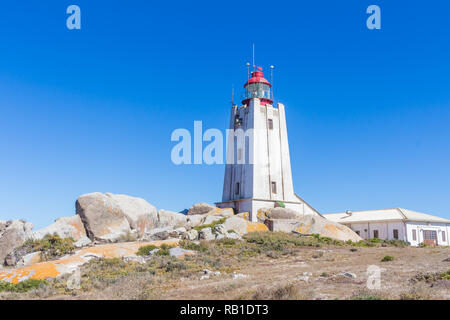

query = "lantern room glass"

[{"left": 244, "top": 83, "right": 271, "bottom": 100}]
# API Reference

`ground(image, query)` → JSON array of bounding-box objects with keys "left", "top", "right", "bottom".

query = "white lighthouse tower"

[{"left": 216, "top": 65, "right": 320, "bottom": 221}]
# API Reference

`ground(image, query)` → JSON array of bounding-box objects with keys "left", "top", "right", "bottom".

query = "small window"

[
  {"left": 268, "top": 119, "right": 273, "bottom": 129},
  {"left": 355, "top": 231, "right": 360, "bottom": 236},
  {"left": 237, "top": 148, "right": 242, "bottom": 161},
  {"left": 373, "top": 230, "right": 379, "bottom": 238},
  {"left": 443, "top": 231, "right": 446, "bottom": 242},
  {"left": 393, "top": 229, "right": 399, "bottom": 240},
  {"left": 235, "top": 182, "right": 240, "bottom": 195},
  {"left": 412, "top": 229, "right": 417, "bottom": 241},
  {"left": 271, "top": 181, "right": 277, "bottom": 194}
]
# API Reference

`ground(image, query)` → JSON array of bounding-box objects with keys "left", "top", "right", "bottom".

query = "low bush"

[
  {"left": 154, "top": 244, "right": 176, "bottom": 256},
  {"left": 194, "top": 218, "right": 227, "bottom": 232},
  {"left": 21, "top": 234, "right": 75, "bottom": 261},
  {"left": 252, "top": 283, "right": 303, "bottom": 300},
  {"left": 137, "top": 245, "right": 158, "bottom": 256},
  {"left": 0, "top": 279, "right": 48, "bottom": 293},
  {"left": 381, "top": 255, "right": 394, "bottom": 262},
  {"left": 350, "top": 288, "right": 385, "bottom": 300}
]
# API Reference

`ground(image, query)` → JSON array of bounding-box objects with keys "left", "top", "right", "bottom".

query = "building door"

[{"left": 423, "top": 230, "right": 438, "bottom": 246}]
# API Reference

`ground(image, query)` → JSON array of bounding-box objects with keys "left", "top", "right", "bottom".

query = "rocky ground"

[
  {"left": 1, "top": 193, "right": 448, "bottom": 300},
  {"left": 1, "top": 233, "right": 449, "bottom": 300}
]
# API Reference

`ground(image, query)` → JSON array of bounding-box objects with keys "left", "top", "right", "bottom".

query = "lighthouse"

[{"left": 216, "top": 65, "right": 320, "bottom": 221}]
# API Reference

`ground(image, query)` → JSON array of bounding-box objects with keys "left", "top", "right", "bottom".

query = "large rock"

[
  {"left": 32, "top": 215, "right": 87, "bottom": 241},
  {"left": 186, "top": 214, "right": 205, "bottom": 229},
  {"left": 265, "top": 207, "right": 302, "bottom": 220},
  {"left": 265, "top": 215, "right": 362, "bottom": 242},
  {"left": 157, "top": 210, "right": 188, "bottom": 229},
  {"left": 0, "top": 220, "right": 34, "bottom": 265},
  {"left": 16, "top": 252, "right": 42, "bottom": 267},
  {"left": 76, "top": 192, "right": 132, "bottom": 242},
  {"left": 222, "top": 216, "right": 268, "bottom": 236},
  {"left": 105, "top": 193, "right": 158, "bottom": 237},
  {"left": 183, "top": 229, "right": 198, "bottom": 241},
  {"left": 198, "top": 227, "right": 215, "bottom": 241},
  {"left": 187, "top": 203, "right": 216, "bottom": 215}
]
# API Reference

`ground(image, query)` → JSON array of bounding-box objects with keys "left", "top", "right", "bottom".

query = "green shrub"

[
  {"left": 137, "top": 245, "right": 158, "bottom": 256},
  {"left": 441, "top": 270, "right": 450, "bottom": 280},
  {"left": 244, "top": 232, "right": 312, "bottom": 251},
  {"left": 0, "top": 279, "right": 48, "bottom": 293},
  {"left": 381, "top": 255, "right": 394, "bottom": 262},
  {"left": 154, "top": 244, "right": 176, "bottom": 256},
  {"left": 179, "top": 241, "right": 208, "bottom": 252},
  {"left": 21, "top": 234, "right": 75, "bottom": 261},
  {"left": 194, "top": 218, "right": 227, "bottom": 232},
  {"left": 351, "top": 289, "right": 385, "bottom": 300}
]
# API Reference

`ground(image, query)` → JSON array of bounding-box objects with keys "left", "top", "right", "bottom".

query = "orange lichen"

[
  {"left": 240, "top": 212, "right": 251, "bottom": 221},
  {"left": 68, "top": 219, "right": 87, "bottom": 240},
  {"left": 0, "top": 240, "right": 179, "bottom": 284},
  {"left": 295, "top": 225, "right": 311, "bottom": 234},
  {"left": 246, "top": 221, "right": 269, "bottom": 233}
]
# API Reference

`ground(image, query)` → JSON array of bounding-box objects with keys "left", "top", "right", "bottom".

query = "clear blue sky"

[{"left": 0, "top": 1, "right": 449, "bottom": 229}]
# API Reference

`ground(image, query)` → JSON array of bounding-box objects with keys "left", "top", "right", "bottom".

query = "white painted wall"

[
  {"left": 343, "top": 221, "right": 450, "bottom": 246},
  {"left": 346, "top": 221, "right": 405, "bottom": 241},
  {"left": 218, "top": 98, "right": 319, "bottom": 221},
  {"left": 405, "top": 222, "right": 450, "bottom": 246}
]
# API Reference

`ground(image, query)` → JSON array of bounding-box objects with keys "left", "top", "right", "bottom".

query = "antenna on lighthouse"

[
  {"left": 246, "top": 62, "right": 250, "bottom": 79},
  {"left": 270, "top": 65, "right": 275, "bottom": 100},
  {"left": 252, "top": 43, "right": 255, "bottom": 71}
]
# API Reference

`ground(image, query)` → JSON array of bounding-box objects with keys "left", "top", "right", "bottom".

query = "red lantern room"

[{"left": 242, "top": 66, "right": 273, "bottom": 106}]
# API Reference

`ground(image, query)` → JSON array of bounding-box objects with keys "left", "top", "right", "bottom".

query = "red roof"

[{"left": 244, "top": 70, "right": 271, "bottom": 88}]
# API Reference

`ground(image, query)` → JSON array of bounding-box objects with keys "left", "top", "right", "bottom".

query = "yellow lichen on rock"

[
  {"left": 0, "top": 240, "right": 179, "bottom": 284},
  {"left": 246, "top": 221, "right": 269, "bottom": 233}
]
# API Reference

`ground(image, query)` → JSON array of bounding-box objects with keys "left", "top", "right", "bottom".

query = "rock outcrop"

[
  {"left": 0, "top": 220, "right": 34, "bottom": 265},
  {"left": 157, "top": 210, "right": 188, "bottom": 229},
  {"left": 105, "top": 193, "right": 158, "bottom": 238},
  {"left": 187, "top": 203, "right": 216, "bottom": 215},
  {"left": 265, "top": 214, "right": 362, "bottom": 242},
  {"left": 76, "top": 192, "right": 132, "bottom": 242},
  {"left": 265, "top": 207, "right": 302, "bottom": 220},
  {"left": 32, "top": 215, "right": 87, "bottom": 241},
  {"left": 0, "top": 240, "right": 180, "bottom": 284},
  {"left": 222, "top": 216, "right": 269, "bottom": 236}
]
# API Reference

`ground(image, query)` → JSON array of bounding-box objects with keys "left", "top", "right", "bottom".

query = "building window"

[
  {"left": 237, "top": 148, "right": 242, "bottom": 161},
  {"left": 393, "top": 229, "right": 399, "bottom": 240},
  {"left": 355, "top": 231, "right": 360, "bottom": 236},
  {"left": 271, "top": 181, "right": 277, "bottom": 194},
  {"left": 412, "top": 229, "right": 417, "bottom": 241},
  {"left": 443, "top": 231, "right": 446, "bottom": 242},
  {"left": 373, "top": 230, "right": 379, "bottom": 238},
  {"left": 235, "top": 182, "right": 240, "bottom": 195},
  {"left": 268, "top": 119, "right": 273, "bottom": 129}
]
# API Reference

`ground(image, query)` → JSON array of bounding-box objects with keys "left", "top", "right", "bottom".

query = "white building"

[
  {"left": 324, "top": 208, "right": 450, "bottom": 246},
  {"left": 216, "top": 66, "right": 320, "bottom": 221}
]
